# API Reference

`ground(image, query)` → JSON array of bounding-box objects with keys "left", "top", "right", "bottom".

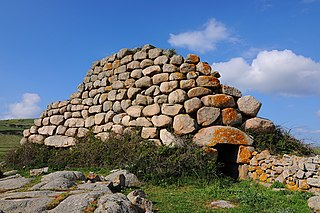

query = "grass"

[
  {"left": 0, "top": 134, "right": 21, "bottom": 161},
  {"left": 140, "top": 179, "right": 312, "bottom": 213},
  {"left": 0, "top": 119, "right": 33, "bottom": 135},
  {"left": 313, "top": 147, "right": 320, "bottom": 155}
]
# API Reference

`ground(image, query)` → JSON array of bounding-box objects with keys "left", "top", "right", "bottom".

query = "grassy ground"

[
  {"left": 314, "top": 147, "right": 320, "bottom": 155},
  {"left": 139, "top": 179, "right": 312, "bottom": 213},
  {"left": 0, "top": 119, "right": 33, "bottom": 135},
  {"left": 0, "top": 134, "right": 21, "bottom": 160}
]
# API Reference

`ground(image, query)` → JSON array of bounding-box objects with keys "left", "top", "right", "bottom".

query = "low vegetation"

[
  {"left": 5, "top": 130, "right": 220, "bottom": 185},
  {"left": 247, "top": 126, "right": 315, "bottom": 156}
]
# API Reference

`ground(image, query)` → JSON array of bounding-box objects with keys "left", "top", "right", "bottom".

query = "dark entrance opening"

[{"left": 214, "top": 144, "right": 240, "bottom": 178}]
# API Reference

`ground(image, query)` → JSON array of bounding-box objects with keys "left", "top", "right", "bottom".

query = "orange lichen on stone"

[
  {"left": 196, "top": 76, "right": 220, "bottom": 88},
  {"left": 222, "top": 108, "right": 242, "bottom": 126},
  {"left": 187, "top": 54, "right": 200, "bottom": 64},
  {"left": 286, "top": 184, "right": 299, "bottom": 191},
  {"left": 256, "top": 168, "right": 263, "bottom": 176},
  {"left": 201, "top": 94, "right": 235, "bottom": 108},
  {"left": 252, "top": 172, "right": 259, "bottom": 180},
  {"left": 298, "top": 180, "right": 310, "bottom": 190},
  {"left": 260, "top": 173, "right": 268, "bottom": 181},
  {"left": 208, "top": 127, "right": 251, "bottom": 146},
  {"left": 112, "top": 60, "right": 121, "bottom": 69},
  {"left": 105, "top": 86, "right": 112, "bottom": 91},
  {"left": 196, "top": 62, "right": 212, "bottom": 75},
  {"left": 103, "top": 63, "right": 113, "bottom": 71},
  {"left": 237, "top": 145, "right": 254, "bottom": 163}
]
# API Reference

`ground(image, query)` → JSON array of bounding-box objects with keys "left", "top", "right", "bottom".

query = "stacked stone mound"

[{"left": 21, "top": 44, "right": 274, "bottom": 152}]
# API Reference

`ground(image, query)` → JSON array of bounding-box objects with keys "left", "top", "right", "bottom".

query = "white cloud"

[
  {"left": 296, "top": 128, "right": 320, "bottom": 134},
  {"left": 168, "top": 19, "right": 234, "bottom": 53},
  {"left": 213, "top": 49, "right": 320, "bottom": 96},
  {"left": 3, "top": 93, "right": 41, "bottom": 119}
]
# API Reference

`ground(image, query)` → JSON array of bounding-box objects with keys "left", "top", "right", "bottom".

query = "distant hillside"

[{"left": 0, "top": 119, "right": 34, "bottom": 135}]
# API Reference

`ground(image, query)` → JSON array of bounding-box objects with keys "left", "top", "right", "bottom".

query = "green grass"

[
  {"left": 0, "top": 134, "right": 21, "bottom": 161},
  {"left": 0, "top": 119, "right": 34, "bottom": 135},
  {"left": 313, "top": 147, "right": 320, "bottom": 155},
  {"left": 140, "top": 179, "right": 312, "bottom": 213}
]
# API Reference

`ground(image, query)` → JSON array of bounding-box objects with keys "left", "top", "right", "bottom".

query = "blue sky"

[{"left": 0, "top": 0, "right": 320, "bottom": 145}]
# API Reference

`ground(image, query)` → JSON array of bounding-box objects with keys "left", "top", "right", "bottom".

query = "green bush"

[
  {"left": 247, "top": 126, "right": 314, "bottom": 156},
  {"left": 5, "top": 130, "right": 220, "bottom": 184}
]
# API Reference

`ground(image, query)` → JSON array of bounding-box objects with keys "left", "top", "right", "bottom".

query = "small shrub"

[
  {"left": 247, "top": 126, "right": 314, "bottom": 156},
  {"left": 270, "top": 181, "right": 285, "bottom": 189},
  {"left": 5, "top": 130, "right": 220, "bottom": 184}
]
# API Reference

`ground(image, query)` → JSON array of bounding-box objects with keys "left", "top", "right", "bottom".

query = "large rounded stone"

[
  {"left": 135, "top": 76, "right": 152, "bottom": 88},
  {"left": 159, "top": 81, "right": 178, "bottom": 94},
  {"left": 168, "top": 89, "right": 188, "bottom": 104},
  {"left": 151, "top": 115, "right": 172, "bottom": 127},
  {"left": 196, "top": 62, "right": 211, "bottom": 75},
  {"left": 193, "top": 126, "right": 254, "bottom": 147},
  {"left": 197, "top": 107, "right": 220, "bottom": 126},
  {"left": 142, "top": 104, "right": 160, "bottom": 117},
  {"left": 237, "top": 95, "right": 262, "bottom": 117},
  {"left": 161, "top": 104, "right": 183, "bottom": 116},
  {"left": 308, "top": 196, "right": 320, "bottom": 213},
  {"left": 184, "top": 97, "right": 202, "bottom": 113},
  {"left": 44, "top": 135, "right": 76, "bottom": 147},
  {"left": 160, "top": 129, "right": 183, "bottom": 147},
  {"left": 188, "top": 87, "right": 213, "bottom": 98},
  {"left": 243, "top": 117, "right": 275, "bottom": 133},
  {"left": 201, "top": 94, "right": 236, "bottom": 108},
  {"left": 49, "top": 115, "right": 64, "bottom": 126},
  {"left": 142, "top": 65, "right": 161, "bottom": 76},
  {"left": 173, "top": 114, "right": 197, "bottom": 135},
  {"left": 221, "top": 108, "right": 242, "bottom": 126},
  {"left": 126, "top": 106, "right": 143, "bottom": 117},
  {"left": 196, "top": 76, "right": 220, "bottom": 87}
]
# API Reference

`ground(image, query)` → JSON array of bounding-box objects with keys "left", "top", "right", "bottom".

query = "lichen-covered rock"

[
  {"left": 44, "top": 135, "right": 76, "bottom": 147},
  {"left": 184, "top": 97, "right": 202, "bottom": 113},
  {"left": 193, "top": 126, "right": 254, "bottom": 147},
  {"left": 221, "top": 108, "right": 242, "bottom": 126},
  {"left": 161, "top": 104, "right": 183, "bottom": 116},
  {"left": 201, "top": 94, "right": 236, "bottom": 108},
  {"left": 187, "top": 87, "right": 213, "bottom": 98}
]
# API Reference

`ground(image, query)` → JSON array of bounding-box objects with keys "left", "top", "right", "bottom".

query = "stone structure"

[
  {"left": 247, "top": 150, "right": 320, "bottom": 193},
  {"left": 20, "top": 44, "right": 275, "bottom": 174}
]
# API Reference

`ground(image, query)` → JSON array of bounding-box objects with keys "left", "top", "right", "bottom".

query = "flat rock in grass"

[
  {"left": 77, "top": 182, "right": 113, "bottom": 193},
  {"left": 210, "top": 200, "right": 236, "bottom": 209},
  {"left": 193, "top": 126, "right": 253, "bottom": 147},
  {"left": 0, "top": 197, "right": 54, "bottom": 213},
  {"left": 48, "top": 191, "right": 105, "bottom": 213},
  {"left": 42, "top": 171, "right": 86, "bottom": 182},
  {"left": 31, "top": 178, "right": 76, "bottom": 190},
  {"left": 0, "top": 174, "right": 31, "bottom": 191},
  {"left": 95, "top": 193, "right": 138, "bottom": 213},
  {"left": 308, "top": 196, "right": 320, "bottom": 213}
]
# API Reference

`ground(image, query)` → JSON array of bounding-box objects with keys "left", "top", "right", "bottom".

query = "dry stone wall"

[
  {"left": 21, "top": 44, "right": 274, "bottom": 159},
  {"left": 247, "top": 150, "right": 320, "bottom": 192}
]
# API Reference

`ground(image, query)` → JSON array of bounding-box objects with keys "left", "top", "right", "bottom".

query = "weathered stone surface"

[
  {"left": 307, "top": 178, "right": 320, "bottom": 187},
  {"left": 243, "top": 117, "right": 275, "bottom": 133},
  {"left": 222, "top": 108, "right": 242, "bottom": 126},
  {"left": 193, "top": 126, "right": 254, "bottom": 147},
  {"left": 65, "top": 128, "right": 77, "bottom": 137},
  {"left": 131, "top": 69, "right": 143, "bottom": 78},
  {"left": 180, "top": 63, "right": 195, "bottom": 73},
  {"left": 237, "top": 95, "right": 262, "bottom": 117},
  {"left": 197, "top": 107, "right": 220, "bottom": 126},
  {"left": 148, "top": 48, "right": 162, "bottom": 59},
  {"left": 127, "top": 190, "right": 153, "bottom": 213},
  {"left": 28, "top": 134, "right": 45, "bottom": 144},
  {"left": 168, "top": 89, "right": 188, "bottom": 104},
  {"left": 184, "top": 97, "right": 202, "bottom": 113},
  {"left": 135, "top": 117, "right": 153, "bottom": 127},
  {"left": 185, "top": 54, "right": 200, "bottom": 64},
  {"left": 153, "top": 73, "right": 169, "bottom": 84},
  {"left": 136, "top": 94, "right": 153, "bottom": 105},
  {"left": 151, "top": 115, "right": 172, "bottom": 127},
  {"left": 44, "top": 135, "right": 76, "bottom": 147},
  {"left": 127, "top": 87, "right": 142, "bottom": 99},
  {"left": 161, "top": 104, "right": 183, "bottom": 116},
  {"left": 95, "top": 113, "right": 106, "bottom": 125},
  {"left": 126, "top": 106, "right": 143, "bottom": 117},
  {"left": 173, "top": 114, "right": 197, "bottom": 135},
  {"left": 188, "top": 87, "right": 213, "bottom": 98},
  {"left": 222, "top": 84, "right": 242, "bottom": 98},
  {"left": 0, "top": 174, "right": 31, "bottom": 191},
  {"left": 163, "top": 64, "right": 178, "bottom": 73},
  {"left": 142, "top": 104, "right": 160, "bottom": 117},
  {"left": 159, "top": 81, "right": 178, "bottom": 94},
  {"left": 145, "top": 85, "right": 161, "bottom": 97},
  {"left": 104, "top": 170, "right": 141, "bottom": 188},
  {"left": 95, "top": 193, "right": 137, "bottom": 213},
  {"left": 308, "top": 196, "right": 320, "bottom": 213},
  {"left": 237, "top": 146, "right": 255, "bottom": 163},
  {"left": 89, "top": 105, "right": 102, "bottom": 114},
  {"left": 141, "top": 127, "right": 158, "bottom": 139},
  {"left": 170, "top": 55, "right": 183, "bottom": 65},
  {"left": 169, "top": 72, "right": 185, "bottom": 80},
  {"left": 38, "top": 126, "right": 56, "bottom": 135},
  {"left": 210, "top": 200, "right": 236, "bottom": 209},
  {"left": 201, "top": 94, "right": 236, "bottom": 108},
  {"left": 135, "top": 76, "right": 152, "bottom": 88},
  {"left": 140, "top": 59, "right": 154, "bottom": 69},
  {"left": 196, "top": 76, "right": 220, "bottom": 87},
  {"left": 50, "top": 115, "right": 64, "bottom": 125},
  {"left": 142, "top": 65, "right": 161, "bottom": 76},
  {"left": 180, "top": 79, "right": 196, "bottom": 90},
  {"left": 0, "top": 196, "right": 54, "bottom": 213},
  {"left": 65, "top": 118, "right": 85, "bottom": 127},
  {"left": 113, "top": 101, "right": 122, "bottom": 113},
  {"left": 154, "top": 55, "right": 168, "bottom": 65},
  {"left": 196, "top": 62, "right": 211, "bottom": 75},
  {"left": 160, "top": 129, "right": 183, "bottom": 147},
  {"left": 154, "top": 94, "right": 168, "bottom": 104}
]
